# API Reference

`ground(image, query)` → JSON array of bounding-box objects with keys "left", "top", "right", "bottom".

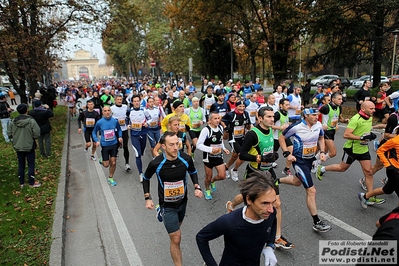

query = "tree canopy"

[{"left": 0, "top": 0, "right": 102, "bottom": 101}]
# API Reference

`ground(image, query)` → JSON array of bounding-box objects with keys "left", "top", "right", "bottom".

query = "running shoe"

[
  {"left": 155, "top": 204, "right": 163, "bottom": 222},
  {"left": 357, "top": 192, "right": 368, "bottom": 209},
  {"left": 225, "top": 167, "right": 230, "bottom": 179},
  {"left": 359, "top": 178, "right": 367, "bottom": 191},
  {"left": 226, "top": 201, "right": 234, "bottom": 213},
  {"left": 275, "top": 236, "right": 295, "bottom": 250},
  {"left": 316, "top": 165, "right": 324, "bottom": 181},
  {"left": 367, "top": 196, "right": 386, "bottom": 205},
  {"left": 272, "top": 162, "right": 278, "bottom": 168},
  {"left": 311, "top": 160, "right": 319, "bottom": 173},
  {"left": 84, "top": 148, "right": 88, "bottom": 153},
  {"left": 98, "top": 158, "right": 103, "bottom": 165},
  {"left": 231, "top": 169, "right": 239, "bottom": 182},
  {"left": 20, "top": 184, "right": 24, "bottom": 189},
  {"left": 282, "top": 168, "right": 293, "bottom": 176},
  {"left": 312, "top": 220, "right": 331, "bottom": 232},
  {"left": 140, "top": 173, "right": 144, "bottom": 183},
  {"left": 29, "top": 182, "right": 42, "bottom": 188},
  {"left": 204, "top": 190, "right": 212, "bottom": 200},
  {"left": 373, "top": 140, "right": 379, "bottom": 152},
  {"left": 125, "top": 164, "right": 131, "bottom": 171},
  {"left": 90, "top": 155, "right": 97, "bottom": 161},
  {"left": 107, "top": 178, "right": 117, "bottom": 186},
  {"left": 210, "top": 182, "right": 217, "bottom": 192},
  {"left": 381, "top": 177, "right": 388, "bottom": 185}
]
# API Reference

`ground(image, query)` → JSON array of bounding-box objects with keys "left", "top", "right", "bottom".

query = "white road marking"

[
  {"left": 318, "top": 210, "right": 372, "bottom": 240},
  {"left": 94, "top": 160, "right": 144, "bottom": 266}
]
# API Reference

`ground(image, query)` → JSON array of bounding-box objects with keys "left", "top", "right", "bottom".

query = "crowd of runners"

[{"left": 53, "top": 76, "right": 399, "bottom": 266}]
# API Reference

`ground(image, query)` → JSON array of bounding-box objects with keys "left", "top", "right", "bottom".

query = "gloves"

[
  {"left": 261, "top": 153, "right": 279, "bottom": 162},
  {"left": 263, "top": 247, "right": 277, "bottom": 266},
  {"left": 360, "top": 132, "right": 377, "bottom": 141}
]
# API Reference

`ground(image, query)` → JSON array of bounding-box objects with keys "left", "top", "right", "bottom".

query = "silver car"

[{"left": 310, "top": 75, "right": 339, "bottom": 86}]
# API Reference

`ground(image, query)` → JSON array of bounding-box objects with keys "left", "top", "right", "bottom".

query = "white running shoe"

[
  {"left": 140, "top": 173, "right": 144, "bottom": 183},
  {"left": 272, "top": 162, "right": 278, "bottom": 168},
  {"left": 311, "top": 160, "right": 319, "bottom": 173},
  {"left": 125, "top": 164, "right": 131, "bottom": 171},
  {"left": 231, "top": 169, "right": 239, "bottom": 182}
]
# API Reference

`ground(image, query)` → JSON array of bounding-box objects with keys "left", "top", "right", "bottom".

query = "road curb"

[{"left": 49, "top": 112, "right": 70, "bottom": 266}]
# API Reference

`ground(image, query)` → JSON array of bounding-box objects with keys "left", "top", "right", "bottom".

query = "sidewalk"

[
  {"left": 48, "top": 115, "right": 110, "bottom": 266},
  {"left": 49, "top": 113, "right": 137, "bottom": 266}
]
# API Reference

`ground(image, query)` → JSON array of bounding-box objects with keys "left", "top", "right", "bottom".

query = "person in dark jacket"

[
  {"left": 353, "top": 80, "right": 373, "bottom": 111},
  {"left": 29, "top": 100, "right": 54, "bottom": 158},
  {"left": 302, "top": 79, "right": 312, "bottom": 106},
  {"left": 8, "top": 103, "right": 41, "bottom": 188}
]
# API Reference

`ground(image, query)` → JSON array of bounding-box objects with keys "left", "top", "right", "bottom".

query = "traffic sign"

[{"left": 150, "top": 61, "right": 156, "bottom": 67}]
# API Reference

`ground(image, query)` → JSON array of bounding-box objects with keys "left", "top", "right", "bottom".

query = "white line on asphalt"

[
  {"left": 318, "top": 210, "right": 372, "bottom": 240},
  {"left": 94, "top": 161, "right": 144, "bottom": 266}
]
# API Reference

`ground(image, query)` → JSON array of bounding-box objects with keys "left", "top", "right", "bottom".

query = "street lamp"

[
  {"left": 391, "top": 29, "right": 399, "bottom": 76},
  {"left": 299, "top": 35, "right": 303, "bottom": 84}
]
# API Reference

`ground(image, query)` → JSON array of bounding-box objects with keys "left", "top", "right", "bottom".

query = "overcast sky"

[{"left": 64, "top": 36, "right": 106, "bottom": 64}]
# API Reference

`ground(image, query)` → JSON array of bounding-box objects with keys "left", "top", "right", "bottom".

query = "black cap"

[
  {"left": 17, "top": 104, "right": 28, "bottom": 114},
  {"left": 34, "top": 100, "right": 42, "bottom": 107},
  {"left": 173, "top": 100, "right": 184, "bottom": 109}
]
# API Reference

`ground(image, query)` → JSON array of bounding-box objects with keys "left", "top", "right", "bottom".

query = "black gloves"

[
  {"left": 360, "top": 132, "right": 377, "bottom": 141},
  {"left": 261, "top": 152, "right": 279, "bottom": 162}
]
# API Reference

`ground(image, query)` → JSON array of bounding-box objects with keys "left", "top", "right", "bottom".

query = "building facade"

[{"left": 64, "top": 49, "right": 110, "bottom": 80}]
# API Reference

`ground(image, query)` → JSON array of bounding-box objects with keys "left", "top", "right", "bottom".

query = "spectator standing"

[
  {"left": 8, "top": 104, "right": 41, "bottom": 188},
  {"left": 29, "top": 101, "right": 54, "bottom": 158},
  {"left": 0, "top": 94, "right": 12, "bottom": 142},
  {"left": 8, "top": 89, "right": 17, "bottom": 105}
]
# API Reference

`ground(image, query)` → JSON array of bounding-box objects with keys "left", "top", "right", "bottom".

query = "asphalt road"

[{"left": 63, "top": 115, "right": 394, "bottom": 266}]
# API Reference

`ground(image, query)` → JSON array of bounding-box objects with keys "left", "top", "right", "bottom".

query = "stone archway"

[{"left": 79, "top": 66, "right": 89, "bottom": 80}]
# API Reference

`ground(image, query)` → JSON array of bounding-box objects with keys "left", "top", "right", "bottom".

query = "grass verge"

[{"left": 0, "top": 106, "right": 67, "bottom": 265}]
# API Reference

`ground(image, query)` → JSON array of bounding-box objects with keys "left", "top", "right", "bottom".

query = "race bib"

[
  {"left": 233, "top": 125, "right": 244, "bottom": 137},
  {"left": 218, "top": 112, "right": 226, "bottom": 118},
  {"left": 178, "top": 138, "right": 183, "bottom": 149},
  {"left": 104, "top": 129, "right": 115, "bottom": 141},
  {"left": 94, "top": 108, "right": 100, "bottom": 115},
  {"left": 149, "top": 121, "right": 158, "bottom": 127},
  {"left": 131, "top": 122, "right": 142, "bottom": 131},
  {"left": 365, "top": 97, "right": 370, "bottom": 101},
  {"left": 295, "top": 108, "right": 301, "bottom": 115},
  {"left": 164, "top": 180, "right": 185, "bottom": 202},
  {"left": 302, "top": 141, "right": 317, "bottom": 158},
  {"left": 192, "top": 120, "right": 201, "bottom": 129},
  {"left": 206, "top": 104, "right": 212, "bottom": 110},
  {"left": 118, "top": 118, "right": 126, "bottom": 126},
  {"left": 179, "top": 123, "right": 186, "bottom": 132},
  {"left": 249, "top": 110, "right": 257, "bottom": 117},
  {"left": 86, "top": 118, "right": 95, "bottom": 127},
  {"left": 210, "top": 144, "right": 222, "bottom": 155},
  {"left": 331, "top": 118, "right": 338, "bottom": 127}
]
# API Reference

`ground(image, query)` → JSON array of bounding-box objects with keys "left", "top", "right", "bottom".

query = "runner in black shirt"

[
  {"left": 77, "top": 100, "right": 100, "bottom": 160},
  {"left": 143, "top": 132, "right": 203, "bottom": 266}
]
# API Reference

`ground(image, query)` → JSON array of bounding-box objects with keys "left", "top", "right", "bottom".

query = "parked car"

[
  {"left": 4, "top": 86, "right": 18, "bottom": 95},
  {"left": 310, "top": 75, "right": 339, "bottom": 86},
  {"left": 351, "top": 75, "right": 389, "bottom": 88},
  {"left": 390, "top": 75, "right": 399, "bottom": 82},
  {"left": 338, "top": 77, "right": 351, "bottom": 88},
  {"left": 0, "top": 86, "right": 18, "bottom": 95},
  {"left": 380, "top": 76, "right": 390, "bottom": 83},
  {"left": 0, "top": 87, "right": 8, "bottom": 96},
  {"left": 351, "top": 75, "right": 372, "bottom": 88}
]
